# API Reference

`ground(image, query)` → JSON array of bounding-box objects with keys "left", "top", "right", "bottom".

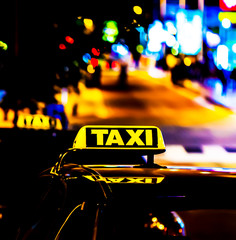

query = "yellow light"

[
  {"left": 184, "top": 57, "right": 191, "bottom": 66},
  {"left": 87, "top": 64, "right": 95, "bottom": 74},
  {"left": 133, "top": 6, "right": 142, "bottom": 15},
  {"left": 157, "top": 222, "right": 165, "bottom": 230},
  {"left": 152, "top": 217, "right": 158, "bottom": 223},
  {"left": 166, "top": 54, "right": 179, "bottom": 69},
  {"left": 84, "top": 18, "right": 93, "bottom": 29},
  {"left": 218, "top": 12, "right": 236, "bottom": 24},
  {"left": 136, "top": 44, "right": 144, "bottom": 54},
  {"left": 0, "top": 41, "right": 8, "bottom": 51},
  {"left": 171, "top": 47, "right": 178, "bottom": 56},
  {"left": 183, "top": 79, "right": 193, "bottom": 89}
]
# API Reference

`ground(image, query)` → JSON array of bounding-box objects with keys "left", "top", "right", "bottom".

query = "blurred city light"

[
  {"left": 111, "top": 43, "right": 129, "bottom": 57},
  {"left": 2, "top": 0, "right": 236, "bottom": 136},
  {"left": 221, "top": 18, "right": 231, "bottom": 28},
  {"left": 61, "top": 88, "right": 68, "bottom": 105},
  {"left": 136, "top": 44, "right": 144, "bottom": 54},
  {"left": 59, "top": 43, "right": 66, "bottom": 50},
  {"left": 176, "top": 9, "right": 203, "bottom": 55},
  {"left": 133, "top": 6, "right": 142, "bottom": 15},
  {"left": 147, "top": 20, "right": 165, "bottom": 53},
  {"left": 220, "top": 0, "right": 236, "bottom": 11},
  {"left": 0, "top": 41, "right": 8, "bottom": 51},
  {"left": 216, "top": 44, "right": 229, "bottom": 70},
  {"left": 83, "top": 18, "right": 95, "bottom": 34},
  {"left": 0, "top": 90, "right": 6, "bottom": 102},
  {"left": 166, "top": 54, "right": 179, "bottom": 69},
  {"left": 91, "top": 48, "right": 100, "bottom": 56},
  {"left": 165, "top": 34, "right": 177, "bottom": 47},
  {"left": 165, "top": 21, "right": 177, "bottom": 35},
  {"left": 183, "top": 57, "right": 191, "bottom": 67},
  {"left": 206, "top": 31, "right": 221, "bottom": 48},
  {"left": 84, "top": 18, "right": 93, "bottom": 28},
  {"left": 83, "top": 53, "right": 91, "bottom": 63},
  {"left": 218, "top": 12, "right": 236, "bottom": 24},
  {"left": 87, "top": 64, "right": 95, "bottom": 74},
  {"left": 232, "top": 43, "right": 236, "bottom": 53},
  {"left": 102, "top": 20, "right": 119, "bottom": 43},
  {"left": 65, "top": 36, "right": 74, "bottom": 44},
  {"left": 91, "top": 58, "right": 99, "bottom": 68}
]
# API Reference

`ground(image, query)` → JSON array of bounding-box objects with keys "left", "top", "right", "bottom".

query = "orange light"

[
  {"left": 59, "top": 44, "right": 66, "bottom": 50},
  {"left": 65, "top": 36, "right": 74, "bottom": 44}
]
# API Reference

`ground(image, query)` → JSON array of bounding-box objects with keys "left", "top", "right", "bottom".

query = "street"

[{"left": 60, "top": 69, "right": 234, "bottom": 128}]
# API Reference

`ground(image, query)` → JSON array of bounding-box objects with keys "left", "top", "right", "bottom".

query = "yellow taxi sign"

[
  {"left": 17, "top": 114, "right": 63, "bottom": 130},
  {"left": 73, "top": 125, "right": 165, "bottom": 152}
]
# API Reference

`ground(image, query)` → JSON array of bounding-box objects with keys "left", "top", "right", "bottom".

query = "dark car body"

[{"left": 16, "top": 126, "right": 236, "bottom": 240}]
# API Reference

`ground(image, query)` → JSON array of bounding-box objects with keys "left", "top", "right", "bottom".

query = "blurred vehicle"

[
  {"left": 16, "top": 125, "right": 236, "bottom": 240},
  {"left": 16, "top": 113, "right": 63, "bottom": 130},
  {"left": 45, "top": 104, "right": 68, "bottom": 130}
]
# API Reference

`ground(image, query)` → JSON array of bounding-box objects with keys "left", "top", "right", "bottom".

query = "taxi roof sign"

[
  {"left": 73, "top": 125, "right": 165, "bottom": 153},
  {"left": 17, "top": 114, "right": 63, "bottom": 130}
]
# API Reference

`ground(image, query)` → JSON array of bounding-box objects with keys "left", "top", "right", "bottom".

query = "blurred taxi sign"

[
  {"left": 73, "top": 125, "right": 165, "bottom": 153},
  {"left": 17, "top": 114, "right": 63, "bottom": 130}
]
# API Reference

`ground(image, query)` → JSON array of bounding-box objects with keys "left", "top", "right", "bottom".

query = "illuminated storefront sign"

[
  {"left": 218, "top": 12, "right": 236, "bottom": 24},
  {"left": 176, "top": 9, "right": 203, "bottom": 55},
  {"left": 220, "top": 0, "right": 236, "bottom": 11}
]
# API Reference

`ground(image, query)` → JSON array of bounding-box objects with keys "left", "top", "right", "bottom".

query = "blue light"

[
  {"left": 111, "top": 43, "right": 129, "bottom": 57},
  {"left": 82, "top": 53, "right": 91, "bottom": 63},
  {"left": 0, "top": 90, "right": 6, "bottom": 102}
]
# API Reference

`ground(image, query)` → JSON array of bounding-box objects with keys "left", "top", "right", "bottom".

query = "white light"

[
  {"left": 215, "top": 80, "right": 223, "bottom": 96},
  {"left": 222, "top": 18, "right": 231, "bottom": 29},
  {"left": 166, "top": 35, "right": 177, "bottom": 47},
  {"left": 165, "top": 21, "right": 177, "bottom": 35},
  {"left": 206, "top": 31, "right": 221, "bottom": 47},
  {"left": 176, "top": 10, "right": 202, "bottom": 55},
  {"left": 147, "top": 20, "right": 166, "bottom": 53},
  {"left": 232, "top": 43, "right": 236, "bottom": 53},
  {"left": 111, "top": 43, "right": 129, "bottom": 56},
  {"left": 217, "top": 44, "right": 229, "bottom": 70},
  {"left": 61, "top": 88, "right": 68, "bottom": 105},
  {"left": 223, "top": 0, "right": 236, "bottom": 8}
]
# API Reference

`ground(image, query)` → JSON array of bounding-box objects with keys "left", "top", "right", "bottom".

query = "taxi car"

[
  {"left": 16, "top": 113, "right": 63, "bottom": 130},
  {"left": 16, "top": 125, "right": 236, "bottom": 240}
]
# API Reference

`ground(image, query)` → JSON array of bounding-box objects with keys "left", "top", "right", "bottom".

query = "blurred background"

[
  {"left": 1, "top": 0, "right": 236, "bottom": 238},
  {"left": 1, "top": 0, "right": 236, "bottom": 165},
  {"left": 1, "top": 0, "right": 236, "bottom": 166}
]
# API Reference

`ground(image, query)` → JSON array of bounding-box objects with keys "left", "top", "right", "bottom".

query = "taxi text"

[
  {"left": 87, "top": 128, "right": 157, "bottom": 147},
  {"left": 83, "top": 175, "right": 164, "bottom": 184}
]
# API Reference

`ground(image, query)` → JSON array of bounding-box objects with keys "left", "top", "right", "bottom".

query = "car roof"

[
  {"left": 54, "top": 163, "right": 236, "bottom": 208},
  {"left": 47, "top": 125, "right": 236, "bottom": 209}
]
